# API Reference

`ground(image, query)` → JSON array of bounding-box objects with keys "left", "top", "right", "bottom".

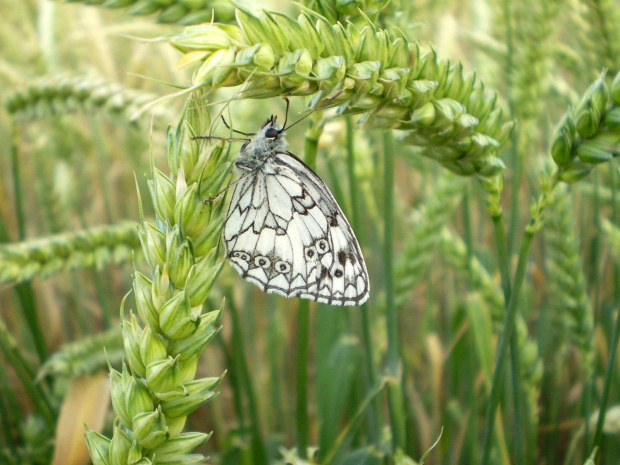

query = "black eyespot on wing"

[
  {"left": 234, "top": 252, "right": 250, "bottom": 261},
  {"left": 265, "top": 127, "right": 279, "bottom": 138},
  {"left": 254, "top": 256, "right": 271, "bottom": 268},
  {"left": 275, "top": 261, "right": 291, "bottom": 273},
  {"left": 305, "top": 246, "right": 317, "bottom": 260},
  {"left": 334, "top": 269, "right": 344, "bottom": 278},
  {"left": 316, "top": 239, "right": 329, "bottom": 254}
]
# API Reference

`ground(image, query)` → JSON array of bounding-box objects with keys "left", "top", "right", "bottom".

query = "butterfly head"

[
  {"left": 239, "top": 115, "right": 288, "bottom": 162},
  {"left": 259, "top": 115, "right": 284, "bottom": 140}
]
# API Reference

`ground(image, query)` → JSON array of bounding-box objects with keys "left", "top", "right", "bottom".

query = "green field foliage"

[{"left": 1, "top": 0, "right": 619, "bottom": 464}]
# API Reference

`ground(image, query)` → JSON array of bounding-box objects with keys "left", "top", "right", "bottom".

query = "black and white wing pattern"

[{"left": 223, "top": 152, "right": 369, "bottom": 306}]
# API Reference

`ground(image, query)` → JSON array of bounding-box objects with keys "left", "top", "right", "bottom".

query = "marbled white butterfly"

[{"left": 221, "top": 108, "right": 369, "bottom": 306}]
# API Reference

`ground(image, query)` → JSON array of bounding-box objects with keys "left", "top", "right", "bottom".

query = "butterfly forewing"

[{"left": 223, "top": 120, "right": 369, "bottom": 306}]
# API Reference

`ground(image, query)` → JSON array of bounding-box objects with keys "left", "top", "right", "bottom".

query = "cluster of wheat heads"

[{"left": 1, "top": 0, "right": 620, "bottom": 464}]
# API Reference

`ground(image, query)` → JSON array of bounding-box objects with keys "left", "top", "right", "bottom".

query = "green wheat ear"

[
  {"left": 169, "top": 7, "right": 514, "bottom": 179},
  {"left": 5, "top": 74, "right": 161, "bottom": 124},
  {"left": 549, "top": 70, "right": 620, "bottom": 184},
  {"left": 86, "top": 96, "right": 227, "bottom": 465},
  {"left": 441, "top": 228, "right": 543, "bottom": 433},
  {"left": 570, "top": 0, "right": 620, "bottom": 74},
  {"left": 300, "top": 0, "right": 406, "bottom": 26},
  {"left": 37, "top": 327, "right": 123, "bottom": 381},
  {"left": 0, "top": 223, "right": 139, "bottom": 286},
  {"left": 528, "top": 69, "right": 620, "bottom": 234},
  {"left": 60, "top": 0, "right": 235, "bottom": 25},
  {"left": 394, "top": 173, "right": 466, "bottom": 304},
  {"left": 545, "top": 186, "right": 594, "bottom": 370}
]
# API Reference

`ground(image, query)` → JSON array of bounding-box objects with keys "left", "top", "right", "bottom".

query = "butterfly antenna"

[
  {"left": 282, "top": 90, "right": 344, "bottom": 132},
  {"left": 221, "top": 115, "right": 254, "bottom": 137},
  {"left": 192, "top": 135, "right": 251, "bottom": 143}
]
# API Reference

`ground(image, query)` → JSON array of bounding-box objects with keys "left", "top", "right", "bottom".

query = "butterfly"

[{"left": 221, "top": 112, "right": 369, "bottom": 306}]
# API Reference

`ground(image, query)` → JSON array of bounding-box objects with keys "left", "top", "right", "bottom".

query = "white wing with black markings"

[{"left": 223, "top": 152, "right": 369, "bottom": 306}]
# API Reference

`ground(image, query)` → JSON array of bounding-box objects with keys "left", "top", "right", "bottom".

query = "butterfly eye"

[
  {"left": 275, "top": 261, "right": 291, "bottom": 273},
  {"left": 254, "top": 256, "right": 271, "bottom": 268},
  {"left": 316, "top": 239, "right": 329, "bottom": 254},
  {"left": 265, "top": 127, "right": 279, "bottom": 139}
]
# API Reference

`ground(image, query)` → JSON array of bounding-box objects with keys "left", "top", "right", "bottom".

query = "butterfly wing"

[{"left": 223, "top": 152, "right": 369, "bottom": 306}]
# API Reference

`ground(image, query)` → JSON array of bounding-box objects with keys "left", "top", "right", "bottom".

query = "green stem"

[
  {"left": 296, "top": 300, "right": 310, "bottom": 459},
  {"left": 228, "top": 294, "right": 268, "bottom": 465},
  {"left": 583, "top": 172, "right": 601, "bottom": 452},
  {"left": 295, "top": 117, "right": 322, "bottom": 459},
  {"left": 10, "top": 123, "right": 26, "bottom": 241},
  {"left": 501, "top": 0, "right": 521, "bottom": 260},
  {"left": 346, "top": 117, "right": 380, "bottom": 444},
  {"left": 497, "top": 1, "right": 527, "bottom": 453},
  {"left": 10, "top": 121, "right": 48, "bottom": 362},
  {"left": 88, "top": 115, "right": 114, "bottom": 223},
  {"left": 463, "top": 184, "right": 473, "bottom": 277},
  {"left": 509, "top": 334, "right": 525, "bottom": 464},
  {"left": 492, "top": 214, "right": 512, "bottom": 297},
  {"left": 383, "top": 131, "right": 406, "bottom": 452},
  {"left": 590, "top": 285, "right": 620, "bottom": 449},
  {"left": 481, "top": 228, "right": 535, "bottom": 465},
  {"left": 268, "top": 298, "right": 285, "bottom": 431},
  {"left": 493, "top": 211, "right": 525, "bottom": 461}
]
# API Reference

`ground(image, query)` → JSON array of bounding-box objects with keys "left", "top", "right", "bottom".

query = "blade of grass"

[
  {"left": 316, "top": 334, "right": 360, "bottom": 459},
  {"left": 321, "top": 379, "right": 387, "bottom": 465}
]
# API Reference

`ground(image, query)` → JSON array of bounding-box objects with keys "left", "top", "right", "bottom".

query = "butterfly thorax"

[{"left": 235, "top": 118, "right": 288, "bottom": 171}]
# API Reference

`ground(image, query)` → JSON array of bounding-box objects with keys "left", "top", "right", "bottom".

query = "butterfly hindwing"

[{"left": 224, "top": 151, "right": 369, "bottom": 306}]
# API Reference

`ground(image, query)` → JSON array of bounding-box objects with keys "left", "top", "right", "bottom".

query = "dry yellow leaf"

[{"left": 52, "top": 372, "right": 110, "bottom": 465}]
